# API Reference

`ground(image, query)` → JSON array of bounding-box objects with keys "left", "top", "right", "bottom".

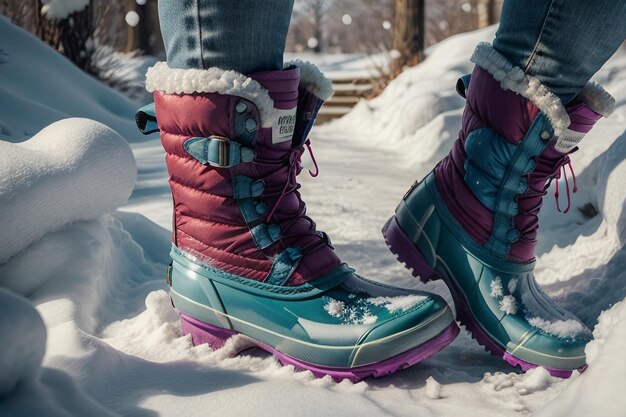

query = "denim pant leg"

[
  {"left": 494, "top": 0, "right": 626, "bottom": 104},
  {"left": 158, "top": 0, "right": 295, "bottom": 74}
]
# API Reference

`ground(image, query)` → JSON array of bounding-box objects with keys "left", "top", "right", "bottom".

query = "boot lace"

[
  {"left": 516, "top": 156, "right": 577, "bottom": 242},
  {"left": 554, "top": 160, "right": 577, "bottom": 214},
  {"left": 259, "top": 141, "right": 329, "bottom": 254}
]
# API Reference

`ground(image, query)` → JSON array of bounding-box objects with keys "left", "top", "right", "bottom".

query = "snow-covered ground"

[
  {"left": 1, "top": 16, "right": 625, "bottom": 416},
  {"left": 284, "top": 51, "right": 389, "bottom": 80}
]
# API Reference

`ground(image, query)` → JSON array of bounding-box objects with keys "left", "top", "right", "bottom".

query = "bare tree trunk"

[
  {"left": 136, "top": 1, "right": 151, "bottom": 54},
  {"left": 57, "top": 5, "right": 94, "bottom": 71},
  {"left": 392, "top": 0, "right": 425, "bottom": 68},
  {"left": 37, "top": 0, "right": 61, "bottom": 50},
  {"left": 124, "top": 0, "right": 137, "bottom": 53},
  {"left": 313, "top": 9, "right": 323, "bottom": 53},
  {"left": 487, "top": 0, "right": 499, "bottom": 25},
  {"left": 310, "top": 0, "right": 327, "bottom": 53},
  {"left": 34, "top": 1, "right": 95, "bottom": 73},
  {"left": 477, "top": 0, "right": 498, "bottom": 27}
]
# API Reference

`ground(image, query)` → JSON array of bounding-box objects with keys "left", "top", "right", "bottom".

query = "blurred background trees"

[
  {"left": 0, "top": 0, "right": 163, "bottom": 100},
  {"left": 0, "top": 0, "right": 502, "bottom": 100},
  {"left": 287, "top": 0, "right": 501, "bottom": 55},
  {"left": 1, "top": 0, "right": 501, "bottom": 62}
]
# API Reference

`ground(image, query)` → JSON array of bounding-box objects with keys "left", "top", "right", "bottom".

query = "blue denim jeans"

[
  {"left": 158, "top": 0, "right": 625, "bottom": 103},
  {"left": 158, "top": 0, "right": 294, "bottom": 74},
  {"left": 494, "top": 0, "right": 626, "bottom": 104}
]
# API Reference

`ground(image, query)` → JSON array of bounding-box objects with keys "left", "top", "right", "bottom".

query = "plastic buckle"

[
  {"left": 165, "top": 261, "right": 173, "bottom": 286},
  {"left": 208, "top": 135, "right": 231, "bottom": 168}
]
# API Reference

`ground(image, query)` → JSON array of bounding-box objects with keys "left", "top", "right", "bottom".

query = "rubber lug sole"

[
  {"left": 382, "top": 215, "right": 583, "bottom": 379},
  {"left": 180, "top": 313, "right": 459, "bottom": 382}
]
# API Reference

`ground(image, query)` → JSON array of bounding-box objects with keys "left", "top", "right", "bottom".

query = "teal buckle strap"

[
  {"left": 238, "top": 198, "right": 268, "bottom": 224},
  {"left": 184, "top": 136, "right": 256, "bottom": 168},
  {"left": 265, "top": 247, "right": 302, "bottom": 286},
  {"left": 232, "top": 176, "right": 278, "bottom": 249},
  {"left": 485, "top": 114, "right": 553, "bottom": 257},
  {"left": 233, "top": 175, "right": 265, "bottom": 199},
  {"left": 251, "top": 223, "right": 281, "bottom": 250},
  {"left": 135, "top": 102, "right": 159, "bottom": 135}
]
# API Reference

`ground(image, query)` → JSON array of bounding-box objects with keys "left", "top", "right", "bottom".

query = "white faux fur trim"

[
  {"left": 471, "top": 43, "right": 615, "bottom": 136},
  {"left": 577, "top": 81, "right": 615, "bottom": 117},
  {"left": 145, "top": 62, "right": 275, "bottom": 127},
  {"left": 285, "top": 59, "right": 334, "bottom": 101}
]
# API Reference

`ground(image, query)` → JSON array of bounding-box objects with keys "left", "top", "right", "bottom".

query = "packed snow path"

[
  {"left": 1, "top": 17, "right": 625, "bottom": 416},
  {"left": 94, "top": 122, "right": 575, "bottom": 417}
]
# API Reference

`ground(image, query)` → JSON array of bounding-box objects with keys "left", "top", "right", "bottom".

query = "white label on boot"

[
  {"left": 272, "top": 107, "right": 297, "bottom": 144},
  {"left": 555, "top": 128, "right": 586, "bottom": 153}
]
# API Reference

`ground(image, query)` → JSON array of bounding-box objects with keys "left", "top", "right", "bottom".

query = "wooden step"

[
  {"left": 324, "top": 96, "right": 360, "bottom": 106},
  {"left": 316, "top": 76, "right": 374, "bottom": 123},
  {"left": 332, "top": 83, "right": 373, "bottom": 94}
]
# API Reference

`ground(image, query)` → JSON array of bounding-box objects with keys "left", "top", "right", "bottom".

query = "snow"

[
  {"left": 0, "top": 16, "right": 140, "bottom": 141},
  {"left": 41, "top": 0, "right": 89, "bottom": 20},
  {"left": 361, "top": 314, "right": 377, "bottom": 325},
  {"left": 323, "top": 298, "right": 377, "bottom": 325},
  {"left": 91, "top": 45, "right": 158, "bottom": 103},
  {"left": 490, "top": 277, "right": 504, "bottom": 297},
  {"left": 125, "top": 11, "right": 140, "bottom": 28},
  {"left": 527, "top": 317, "right": 587, "bottom": 339},
  {"left": 0, "top": 289, "right": 46, "bottom": 396},
  {"left": 1, "top": 17, "right": 626, "bottom": 417},
  {"left": 499, "top": 295, "right": 518, "bottom": 315},
  {"left": 536, "top": 300, "right": 626, "bottom": 417},
  {"left": 487, "top": 278, "right": 517, "bottom": 315},
  {"left": 0, "top": 118, "right": 136, "bottom": 265},
  {"left": 483, "top": 367, "right": 557, "bottom": 396},
  {"left": 514, "top": 367, "right": 554, "bottom": 396},
  {"left": 324, "top": 299, "right": 346, "bottom": 318},
  {"left": 369, "top": 294, "right": 428, "bottom": 313},
  {"left": 425, "top": 376, "right": 442, "bottom": 399},
  {"left": 284, "top": 52, "right": 389, "bottom": 80}
]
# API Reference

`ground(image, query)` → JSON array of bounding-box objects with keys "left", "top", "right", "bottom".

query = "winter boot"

[
  {"left": 383, "top": 43, "right": 615, "bottom": 377},
  {"left": 136, "top": 61, "right": 459, "bottom": 381}
]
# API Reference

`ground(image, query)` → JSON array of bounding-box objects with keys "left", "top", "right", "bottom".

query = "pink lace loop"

[
  {"left": 306, "top": 141, "right": 319, "bottom": 177},
  {"left": 568, "top": 160, "right": 577, "bottom": 193},
  {"left": 266, "top": 151, "right": 300, "bottom": 222},
  {"left": 554, "top": 160, "right": 577, "bottom": 214}
]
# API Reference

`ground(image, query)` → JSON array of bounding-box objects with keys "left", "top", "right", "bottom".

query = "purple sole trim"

[
  {"left": 382, "top": 215, "right": 582, "bottom": 379},
  {"left": 180, "top": 314, "right": 459, "bottom": 382}
]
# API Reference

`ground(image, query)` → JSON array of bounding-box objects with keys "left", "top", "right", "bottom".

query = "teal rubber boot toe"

[
  {"left": 169, "top": 247, "right": 458, "bottom": 381},
  {"left": 142, "top": 60, "right": 460, "bottom": 381},
  {"left": 384, "top": 174, "right": 591, "bottom": 378},
  {"left": 383, "top": 44, "right": 614, "bottom": 378}
]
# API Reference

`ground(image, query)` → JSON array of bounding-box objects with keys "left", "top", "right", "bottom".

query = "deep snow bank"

[
  {"left": 537, "top": 300, "right": 626, "bottom": 416},
  {"left": 0, "top": 114, "right": 149, "bottom": 415},
  {"left": 0, "top": 289, "right": 46, "bottom": 395},
  {"left": 0, "top": 118, "right": 136, "bottom": 265},
  {"left": 330, "top": 27, "right": 496, "bottom": 150},
  {"left": 0, "top": 15, "right": 141, "bottom": 141},
  {"left": 0, "top": 216, "right": 164, "bottom": 417}
]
